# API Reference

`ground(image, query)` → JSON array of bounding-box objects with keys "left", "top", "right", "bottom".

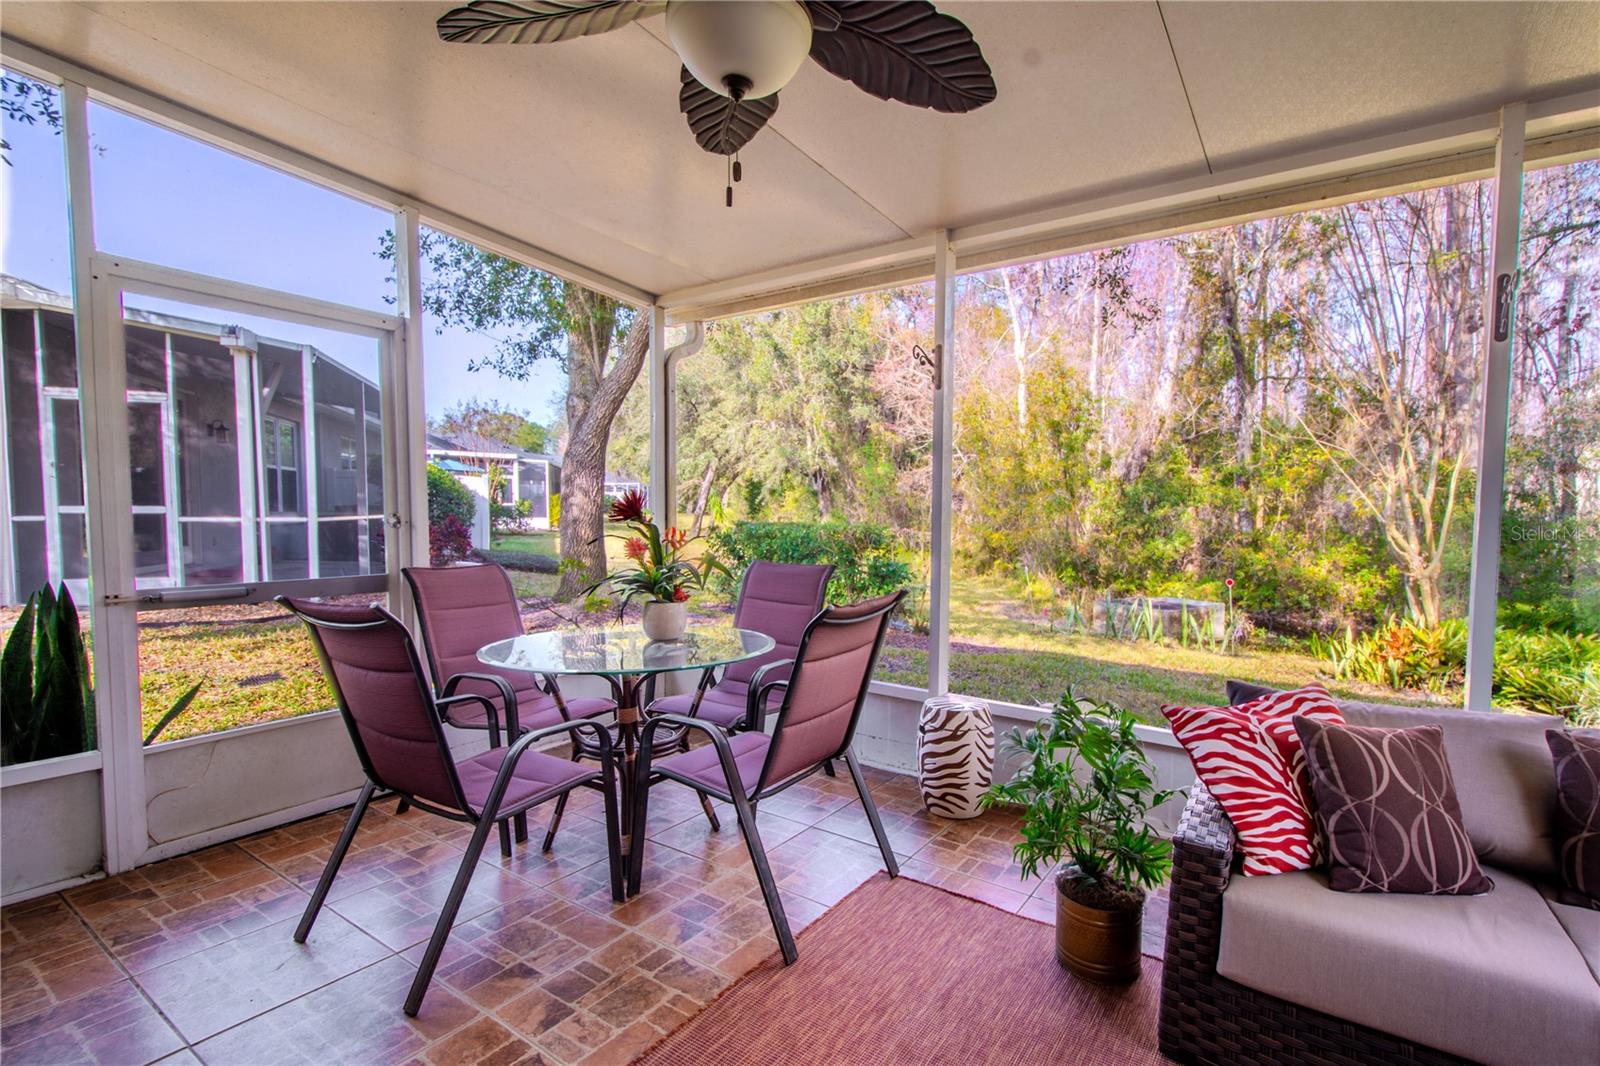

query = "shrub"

[
  {"left": 429, "top": 513, "right": 474, "bottom": 566},
  {"left": 427, "top": 463, "right": 475, "bottom": 528},
  {"left": 708, "top": 520, "right": 914, "bottom": 603},
  {"left": 549, "top": 492, "right": 561, "bottom": 530},
  {"left": 479, "top": 548, "right": 558, "bottom": 573},
  {"left": 1311, "top": 616, "right": 1600, "bottom": 722}
]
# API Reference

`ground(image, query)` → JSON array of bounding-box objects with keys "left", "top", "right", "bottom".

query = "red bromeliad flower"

[
  {"left": 672, "top": 586, "right": 690, "bottom": 603},
  {"left": 662, "top": 526, "right": 688, "bottom": 552},
  {"left": 607, "top": 488, "right": 647, "bottom": 524},
  {"left": 623, "top": 536, "right": 648, "bottom": 562}
]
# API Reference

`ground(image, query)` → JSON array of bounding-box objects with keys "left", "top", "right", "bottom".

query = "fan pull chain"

[{"left": 726, "top": 154, "right": 733, "bottom": 207}]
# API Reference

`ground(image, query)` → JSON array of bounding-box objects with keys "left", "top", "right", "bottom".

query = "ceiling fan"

[{"left": 436, "top": 1, "right": 997, "bottom": 204}]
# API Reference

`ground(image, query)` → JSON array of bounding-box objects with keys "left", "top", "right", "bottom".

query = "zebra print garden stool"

[{"left": 916, "top": 697, "right": 995, "bottom": 819}]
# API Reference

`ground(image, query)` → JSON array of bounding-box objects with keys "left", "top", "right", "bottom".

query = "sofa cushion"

[
  {"left": 1340, "top": 701, "right": 1559, "bottom": 879},
  {"left": 1547, "top": 728, "right": 1600, "bottom": 908},
  {"left": 1225, "top": 682, "right": 1560, "bottom": 879},
  {"left": 1217, "top": 865, "right": 1600, "bottom": 1066},
  {"left": 1162, "top": 686, "right": 1345, "bottom": 875},
  {"left": 1547, "top": 892, "right": 1600, "bottom": 985},
  {"left": 1295, "top": 719, "right": 1491, "bottom": 895}
]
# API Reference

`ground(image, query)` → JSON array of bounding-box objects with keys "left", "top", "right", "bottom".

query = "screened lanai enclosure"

[
  {"left": 0, "top": 4, "right": 1598, "bottom": 1063},
  {"left": 1, "top": 0, "right": 1596, "bottom": 895},
  {"left": 2, "top": 277, "right": 386, "bottom": 601}
]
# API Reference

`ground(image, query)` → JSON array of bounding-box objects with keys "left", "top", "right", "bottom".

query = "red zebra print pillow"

[{"left": 1163, "top": 685, "right": 1345, "bottom": 875}]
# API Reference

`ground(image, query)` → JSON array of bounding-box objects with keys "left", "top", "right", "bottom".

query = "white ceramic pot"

[
  {"left": 641, "top": 600, "right": 688, "bottom": 642},
  {"left": 916, "top": 696, "right": 995, "bottom": 819}
]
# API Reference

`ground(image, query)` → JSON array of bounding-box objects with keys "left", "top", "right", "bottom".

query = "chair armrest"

[
  {"left": 1165, "top": 783, "right": 1237, "bottom": 974},
  {"left": 639, "top": 714, "right": 747, "bottom": 800},
  {"left": 439, "top": 672, "right": 520, "bottom": 743},
  {"left": 744, "top": 659, "right": 794, "bottom": 732},
  {"left": 435, "top": 692, "right": 501, "bottom": 742},
  {"left": 476, "top": 719, "right": 614, "bottom": 820}
]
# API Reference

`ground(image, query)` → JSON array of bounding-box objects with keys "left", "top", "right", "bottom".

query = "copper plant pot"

[{"left": 1054, "top": 870, "right": 1143, "bottom": 984}]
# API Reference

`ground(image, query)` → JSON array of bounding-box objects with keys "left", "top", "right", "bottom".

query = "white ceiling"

[{"left": 4, "top": 1, "right": 1599, "bottom": 301}]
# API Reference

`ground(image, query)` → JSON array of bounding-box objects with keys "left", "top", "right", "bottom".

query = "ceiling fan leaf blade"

[
  {"left": 437, "top": 0, "right": 666, "bottom": 44},
  {"left": 679, "top": 67, "right": 779, "bottom": 156},
  {"left": 802, "top": 1, "right": 844, "bottom": 32},
  {"left": 806, "top": 1, "right": 996, "bottom": 113}
]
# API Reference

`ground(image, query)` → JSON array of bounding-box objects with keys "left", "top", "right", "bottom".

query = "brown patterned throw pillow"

[
  {"left": 1293, "top": 719, "right": 1492, "bottom": 895},
  {"left": 1546, "top": 729, "right": 1600, "bottom": 909}
]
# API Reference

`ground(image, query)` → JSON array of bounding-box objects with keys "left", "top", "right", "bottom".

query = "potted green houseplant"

[
  {"left": 589, "top": 488, "right": 725, "bottom": 641},
  {"left": 983, "top": 688, "right": 1177, "bottom": 983}
]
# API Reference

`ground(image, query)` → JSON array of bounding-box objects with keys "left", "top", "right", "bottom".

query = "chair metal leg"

[
  {"left": 822, "top": 759, "right": 836, "bottom": 778},
  {"left": 845, "top": 748, "right": 898, "bottom": 878},
  {"left": 295, "top": 781, "right": 375, "bottom": 943},
  {"left": 498, "top": 819, "right": 513, "bottom": 858},
  {"left": 542, "top": 793, "right": 568, "bottom": 853},
  {"left": 598, "top": 772, "right": 625, "bottom": 903},
  {"left": 514, "top": 812, "right": 529, "bottom": 845},
  {"left": 395, "top": 797, "right": 411, "bottom": 815},
  {"left": 698, "top": 792, "right": 722, "bottom": 833},
  {"left": 404, "top": 803, "right": 500, "bottom": 1017},
  {"left": 627, "top": 750, "right": 655, "bottom": 897},
  {"left": 730, "top": 786, "right": 797, "bottom": 964}
]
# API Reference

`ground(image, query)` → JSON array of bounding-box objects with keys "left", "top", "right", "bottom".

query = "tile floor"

[{"left": 1, "top": 766, "right": 1169, "bottom": 1066}]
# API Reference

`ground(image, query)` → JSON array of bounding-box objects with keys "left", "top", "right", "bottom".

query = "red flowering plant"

[{"left": 585, "top": 489, "right": 727, "bottom": 615}]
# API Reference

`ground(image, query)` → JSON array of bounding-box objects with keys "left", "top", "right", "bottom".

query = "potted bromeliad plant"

[
  {"left": 982, "top": 688, "right": 1177, "bottom": 983},
  {"left": 588, "top": 488, "right": 725, "bottom": 641}
]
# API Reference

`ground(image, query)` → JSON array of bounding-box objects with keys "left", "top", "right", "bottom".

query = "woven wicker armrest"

[{"left": 1164, "top": 783, "right": 1236, "bottom": 974}]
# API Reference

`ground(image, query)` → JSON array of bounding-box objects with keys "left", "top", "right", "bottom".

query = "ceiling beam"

[{"left": 661, "top": 84, "right": 1600, "bottom": 321}]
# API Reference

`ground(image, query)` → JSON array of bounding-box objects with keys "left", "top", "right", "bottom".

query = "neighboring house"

[
  {"left": 425, "top": 433, "right": 561, "bottom": 528},
  {"left": 425, "top": 432, "right": 645, "bottom": 529},
  {"left": 1, "top": 276, "right": 385, "bottom": 605}
]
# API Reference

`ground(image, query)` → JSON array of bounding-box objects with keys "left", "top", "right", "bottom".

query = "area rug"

[{"left": 635, "top": 875, "right": 1171, "bottom": 1066}]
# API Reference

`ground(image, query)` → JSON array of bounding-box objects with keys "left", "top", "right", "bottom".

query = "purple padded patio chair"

[
  {"left": 277, "top": 596, "right": 622, "bottom": 1017},
  {"left": 645, "top": 560, "right": 832, "bottom": 734},
  {"left": 405, "top": 563, "right": 616, "bottom": 850},
  {"left": 629, "top": 590, "right": 905, "bottom": 965}
]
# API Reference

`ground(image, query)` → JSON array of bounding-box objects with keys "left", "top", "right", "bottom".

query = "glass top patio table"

[{"left": 476, "top": 626, "right": 775, "bottom": 679}]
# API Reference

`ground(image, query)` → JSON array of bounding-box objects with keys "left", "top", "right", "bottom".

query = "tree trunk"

[
  {"left": 690, "top": 456, "right": 719, "bottom": 538},
  {"left": 1217, "top": 238, "right": 1255, "bottom": 534},
  {"left": 1002, "top": 271, "right": 1030, "bottom": 424},
  {"left": 1089, "top": 284, "right": 1102, "bottom": 402},
  {"left": 555, "top": 289, "right": 650, "bottom": 600}
]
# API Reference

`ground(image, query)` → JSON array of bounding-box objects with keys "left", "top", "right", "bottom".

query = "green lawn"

[
  {"left": 137, "top": 606, "right": 334, "bottom": 741},
  {"left": 874, "top": 575, "right": 1449, "bottom": 724},
  {"left": 491, "top": 531, "right": 559, "bottom": 556},
  {"left": 2, "top": 562, "right": 1448, "bottom": 750}
]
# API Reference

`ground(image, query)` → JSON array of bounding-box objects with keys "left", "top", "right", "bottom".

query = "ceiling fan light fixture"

[{"left": 665, "top": 0, "right": 813, "bottom": 101}]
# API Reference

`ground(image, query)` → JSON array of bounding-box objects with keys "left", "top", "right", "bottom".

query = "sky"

[{"left": 1, "top": 76, "right": 566, "bottom": 426}]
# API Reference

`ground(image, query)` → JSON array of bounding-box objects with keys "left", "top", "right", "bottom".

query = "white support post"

[
  {"left": 65, "top": 79, "right": 147, "bottom": 873},
  {"left": 35, "top": 311, "right": 61, "bottom": 587},
  {"left": 300, "top": 344, "right": 320, "bottom": 580},
  {"left": 1464, "top": 102, "right": 1526, "bottom": 712},
  {"left": 392, "top": 206, "right": 430, "bottom": 618},
  {"left": 928, "top": 231, "right": 955, "bottom": 696},
  {"left": 0, "top": 308, "right": 11, "bottom": 604},
  {"left": 647, "top": 306, "right": 672, "bottom": 520},
  {"left": 231, "top": 346, "right": 260, "bottom": 583},
  {"left": 354, "top": 377, "right": 370, "bottom": 574}
]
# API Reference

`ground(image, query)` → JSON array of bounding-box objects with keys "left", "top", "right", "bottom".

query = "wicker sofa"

[{"left": 1158, "top": 695, "right": 1600, "bottom": 1066}]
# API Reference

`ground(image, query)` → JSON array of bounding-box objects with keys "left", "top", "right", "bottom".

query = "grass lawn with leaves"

[{"left": 135, "top": 602, "right": 347, "bottom": 743}]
